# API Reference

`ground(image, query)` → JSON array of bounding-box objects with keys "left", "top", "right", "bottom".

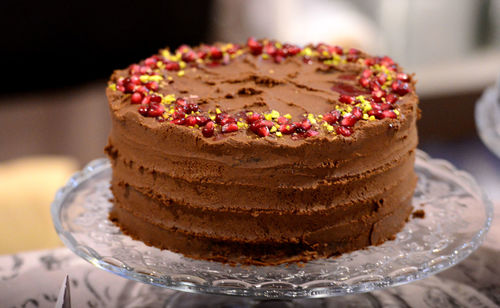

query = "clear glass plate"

[
  {"left": 51, "top": 150, "right": 493, "bottom": 299},
  {"left": 475, "top": 85, "right": 500, "bottom": 158}
]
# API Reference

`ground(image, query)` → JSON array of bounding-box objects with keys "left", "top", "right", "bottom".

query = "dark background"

[{"left": 0, "top": 1, "right": 213, "bottom": 93}]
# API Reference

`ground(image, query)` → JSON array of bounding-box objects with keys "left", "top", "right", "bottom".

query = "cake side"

[{"left": 105, "top": 39, "right": 419, "bottom": 265}]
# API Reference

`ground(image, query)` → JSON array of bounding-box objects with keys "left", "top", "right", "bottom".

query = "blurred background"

[{"left": 1, "top": 0, "right": 499, "bottom": 254}]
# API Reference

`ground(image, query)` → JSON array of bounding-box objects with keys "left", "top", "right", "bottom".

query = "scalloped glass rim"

[
  {"left": 51, "top": 150, "right": 493, "bottom": 299},
  {"left": 475, "top": 86, "right": 500, "bottom": 158}
]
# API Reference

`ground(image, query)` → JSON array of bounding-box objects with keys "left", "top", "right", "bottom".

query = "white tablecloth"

[{"left": 2, "top": 202, "right": 498, "bottom": 308}]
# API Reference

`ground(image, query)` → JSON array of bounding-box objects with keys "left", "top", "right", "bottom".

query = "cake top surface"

[{"left": 107, "top": 38, "right": 416, "bottom": 141}]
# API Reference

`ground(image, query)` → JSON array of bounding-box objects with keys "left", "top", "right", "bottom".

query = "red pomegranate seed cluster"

[{"left": 109, "top": 38, "right": 413, "bottom": 139}]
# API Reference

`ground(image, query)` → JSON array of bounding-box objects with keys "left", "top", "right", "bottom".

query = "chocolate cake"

[{"left": 105, "top": 38, "right": 419, "bottom": 265}]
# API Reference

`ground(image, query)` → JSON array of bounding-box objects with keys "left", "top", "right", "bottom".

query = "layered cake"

[{"left": 105, "top": 38, "right": 419, "bottom": 265}]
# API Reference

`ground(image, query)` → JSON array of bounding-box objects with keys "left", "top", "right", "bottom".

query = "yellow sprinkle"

[
  {"left": 247, "top": 111, "right": 253, "bottom": 116},
  {"left": 303, "top": 47, "right": 312, "bottom": 56},
  {"left": 149, "top": 75, "right": 163, "bottom": 82},
  {"left": 236, "top": 50, "right": 244, "bottom": 56},
  {"left": 363, "top": 113, "right": 369, "bottom": 120},
  {"left": 326, "top": 124, "right": 334, "bottom": 132},
  {"left": 237, "top": 122, "right": 246, "bottom": 129},
  {"left": 276, "top": 131, "right": 283, "bottom": 137},
  {"left": 216, "top": 108, "right": 222, "bottom": 114},
  {"left": 167, "top": 76, "right": 173, "bottom": 81},
  {"left": 209, "top": 115, "right": 216, "bottom": 120},
  {"left": 161, "top": 50, "right": 171, "bottom": 58},
  {"left": 139, "top": 75, "right": 149, "bottom": 83},
  {"left": 196, "top": 58, "right": 204, "bottom": 64},
  {"left": 270, "top": 110, "right": 280, "bottom": 118},
  {"left": 179, "top": 61, "right": 187, "bottom": 69},
  {"left": 262, "top": 54, "right": 269, "bottom": 60},
  {"left": 177, "top": 70, "right": 185, "bottom": 77},
  {"left": 322, "top": 50, "right": 330, "bottom": 57},
  {"left": 275, "top": 42, "right": 282, "bottom": 49},
  {"left": 394, "top": 109, "right": 400, "bottom": 115},
  {"left": 369, "top": 115, "right": 376, "bottom": 121},
  {"left": 284, "top": 114, "right": 292, "bottom": 119},
  {"left": 169, "top": 109, "right": 175, "bottom": 114},
  {"left": 264, "top": 113, "right": 273, "bottom": 121},
  {"left": 270, "top": 126, "right": 277, "bottom": 133},
  {"left": 108, "top": 83, "right": 116, "bottom": 91}
]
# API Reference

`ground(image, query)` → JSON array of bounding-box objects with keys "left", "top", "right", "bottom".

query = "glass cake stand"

[
  {"left": 51, "top": 150, "right": 493, "bottom": 307},
  {"left": 475, "top": 84, "right": 500, "bottom": 158}
]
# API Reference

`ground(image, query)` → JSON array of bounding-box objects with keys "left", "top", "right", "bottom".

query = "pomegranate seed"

[
  {"left": 364, "top": 57, "right": 376, "bottom": 66},
  {"left": 144, "top": 57, "right": 157, "bottom": 68},
  {"left": 135, "top": 85, "right": 148, "bottom": 94},
  {"left": 396, "top": 72, "right": 409, "bottom": 81},
  {"left": 146, "top": 81, "right": 159, "bottom": 91},
  {"left": 131, "top": 92, "right": 143, "bottom": 104},
  {"left": 165, "top": 62, "right": 180, "bottom": 71},
  {"left": 116, "top": 85, "right": 125, "bottom": 92},
  {"left": 130, "top": 75, "right": 141, "bottom": 85},
  {"left": 368, "top": 109, "right": 384, "bottom": 119},
  {"left": 138, "top": 106, "right": 149, "bottom": 116},
  {"left": 182, "top": 51, "right": 197, "bottom": 62},
  {"left": 129, "top": 64, "right": 140, "bottom": 74},
  {"left": 279, "top": 124, "right": 296, "bottom": 134},
  {"left": 147, "top": 104, "right": 164, "bottom": 117},
  {"left": 376, "top": 74, "right": 387, "bottom": 85},
  {"left": 186, "top": 103, "right": 199, "bottom": 113},
  {"left": 305, "top": 130, "right": 319, "bottom": 137},
  {"left": 382, "top": 110, "right": 397, "bottom": 119},
  {"left": 352, "top": 107, "right": 363, "bottom": 120},
  {"left": 286, "top": 45, "right": 301, "bottom": 55},
  {"left": 197, "top": 50, "right": 207, "bottom": 59},
  {"left": 220, "top": 117, "right": 236, "bottom": 126},
  {"left": 371, "top": 89, "right": 386, "bottom": 102},
  {"left": 273, "top": 55, "right": 285, "bottom": 63},
  {"left": 369, "top": 80, "right": 381, "bottom": 91},
  {"left": 246, "top": 113, "right": 263, "bottom": 124},
  {"left": 150, "top": 94, "right": 162, "bottom": 103},
  {"left": 172, "top": 111, "right": 186, "bottom": 119},
  {"left": 301, "top": 119, "right": 312, "bottom": 131},
  {"left": 339, "top": 95, "right": 355, "bottom": 104},
  {"left": 323, "top": 110, "right": 341, "bottom": 124},
  {"left": 303, "top": 56, "right": 313, "bottom": 64},
  {"left": 215, "top": 113, "right": 228, "bottom": 124},
  {"left": 209, "top": 46, "right": 223, "bottom": 60},
  {"left": 176, "top": 98, "right": 187, "bottom": 107},
  {"left": 277, "top": 116, "right": 289, "bottom": 125},
  {"left": 141, "top": 95, "right": 151, "bottom": 105},
  {"left": 337, "top": 126, "right": 353, "bottom": 137},
  {"left": 139, "top": 66, "right": 150, "bottom": 75},
  {"left": 329, "top": 45, "right": 343, "bottom": 55},
  {"left": 222, "top": 123, "right": 238, "bottom": 133},
  {"left": 264, "top": 44, "right": 277, "bottom": 56},
  {"left": 124, "top": 83, "right": 135, "bottom": 94},
  {"left": 380, "top": 56, "right": 394, "bottom": 67},
  {"left": 361, "top": 69, "right": 372, "bottom": 78},
  {"left": 380, "top": 103, "right": 391, "bottom": 110},
  {"left": 391, "top": 80, "right": 410, "bottom": 95},
  {"left": 359, "top": 77, "right": 370, "bottom": 88},
  {"left": 385, "top": 93, "right": 399, "bottom": 104},
  {"left": 172, "top": 118, "right": 186, "bottom": 125},
  {"left": 340, "top": 114, "right": 357, "bottom": 127},
  {"left": 184, "top": 116, "right": 197, "bottom": 126},
  {"left": 255, "top": 126, "right": 269, "bottom": 137},
  {"left": 348, "top": 48, "right": 360, "bottom": 55},
  {"left": 250, "top": 120, "right": 273, "bottom": 134},
  {"left": 247, "top": 37, "right": 264, "bottom": 56},
  {"left": 346, "top": 54, "right": 359, "bottom": 62},
  {"left": 196, "top": 116, "right": 209, "bottom": 126},
  {"left": 202, "top": 121, "right": 215, "bottom": 137}
]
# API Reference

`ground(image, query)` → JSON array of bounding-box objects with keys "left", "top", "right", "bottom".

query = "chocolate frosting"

[{"left": 105, "top": 39, "right": 419, "bottom": 265}]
